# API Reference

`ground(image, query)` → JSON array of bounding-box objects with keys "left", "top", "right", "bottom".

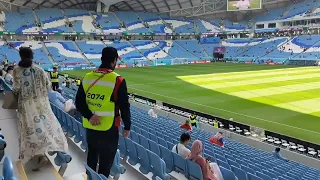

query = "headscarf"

[{"left": 187, "top": 140, "right": 203, "bottom": 160}]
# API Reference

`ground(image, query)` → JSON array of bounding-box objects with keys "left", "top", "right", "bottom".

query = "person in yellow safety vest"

[
  {"left": 50, "top": 67, "right": 59, "bottom": 91},
  {"left": 76, "top": 79, "right": 81, "bottom": 86},
  {"left": 213, "top": 120, "right": 219, "bottom": 128},
  {"left": 4, "top": 59, "right": 8, "bottom": 65},
  {"left": 190, "top": 114, "right": 197, "bottom": 127},
  {"left": 75, "top": 47, "right": 131, "bottom": 178}
]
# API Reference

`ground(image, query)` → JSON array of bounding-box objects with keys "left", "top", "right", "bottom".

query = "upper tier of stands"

[
  {"left": 3, "top": 2, "right": 319, "bottom": 34},
  {"left": 2, "top": 35, "right": 320, "bottom": 67}
]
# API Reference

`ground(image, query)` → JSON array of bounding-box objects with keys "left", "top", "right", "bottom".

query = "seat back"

[
  {"left": 3, "top": 156, "right": 15, "bottom": 180},
  {"left": 156, "top": 137, "right": 166, "bottom": 148},
  {"left": 261, "top": 170, "right": 277, "bottom": 180},
  {"left": 186, "top": 160, "right": 203, "bottom": 180},
  {"left": 118, "top": 136, "right": 127, "bottom": 158},
  {"left": 255, "top": 171, "right": 272, "bottom": 180},
  {"left": 172, "top": 152, "right": 187, "bottom": 174},
  {"left": 110, "top": 150, "right": 126, "bottom": 179},
  {"left": 241, "top": 165, "right": 256, "bottom": 175},
  {"left": 167, "top": 142, "right": 175, "bottom": 150},
  {"left": 149, "top": 133, "right": 158, "bottom": 143},
  {"left": 231, "top": 165, "right": 248, "bottom": 180},
  {"left": 131, "top": 131, "right": 139, "bottom": 143},
  {"left": 219, "top": 166, "right": 238, "bottom": 180},
  {"left": 247, "top": 172, "right": 263, "bottom": 180},
  {"left": 141, "top": 129, "right": 149, "bottom": 138},
  {"left": 159, "top": 145, "right": 174, "bottom": 173},
  {"left": 138, "top": 134, "right": 149, "bottom": 149},
  {"left": 124, "top": 138, "right": 138, "bottom": 165},
  {"left": 85, "top": 163, "right": 104, "bottom": 180},
  {"left": 147, "top": 150, "right": 169, "bottom": 180},
  {"left": 228, "top": 159, "right": 241, "bottom": 168},
  {"left": 148, "top": 139, "right": 160, "bottom": 156},
  {"left": 134, "top": 142, "right": 150, "bottom": 174},
  {"left": 217, "top": 159, "right": 231, "bottom": 170}
]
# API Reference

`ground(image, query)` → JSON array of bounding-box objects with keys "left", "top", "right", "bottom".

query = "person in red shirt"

[
  {"left": 180, "top": 120, "right": 192, "bottom": 131},
  {"left": 209, "top": 132, "right": 224, "bottom": 147}
]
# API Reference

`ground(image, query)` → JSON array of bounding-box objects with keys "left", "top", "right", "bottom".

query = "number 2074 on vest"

[{"left": 86, "top": 93, "right": 106, "bottom": 100}]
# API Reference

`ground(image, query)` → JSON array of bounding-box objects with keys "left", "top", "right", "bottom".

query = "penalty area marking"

[{"left": 129, "top": 87, "right": 320, "bottom": 136}]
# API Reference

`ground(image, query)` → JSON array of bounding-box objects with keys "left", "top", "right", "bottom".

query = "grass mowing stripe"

[
  {"left": 230, "top": 81, "right": 320, "bottom": 99},
  {"left": 249, "top": 88, "right": 320, "bottom": 105},
  {"left": 200, "top": 73, "right": 320, "bottom": 89},
  {"left": 179, "top": 67, "right": 320, "bottom": 82},
  {"left": 213, "top": 77, "right": 320, "bottom": 93}
]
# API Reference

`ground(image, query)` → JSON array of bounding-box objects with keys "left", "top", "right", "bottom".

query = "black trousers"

[
  {"left": 86, "top": 127, "right": 119, "bottom": 177},
  {"left": 52, "top": 82, "right": 59, "bottom": 91},
  {"left": 191, "top": 122, "right": 197, "bottom": 127}
]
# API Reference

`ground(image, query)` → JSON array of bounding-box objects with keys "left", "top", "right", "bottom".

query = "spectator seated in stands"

[
  {"left": 272, "top": 147, "right": 289, "bottom": 162},
  {"left": 187, "top": 140, "right": 223, "bottom": 180},
  {"left": 172, "top": 132, "right": 191, "bottom": 158},
  {"left": 4, "top": 65, "right": 14, "bottom": 85},
  {"left": 48, "top": 88, "right": 76, "bottom": 115},
  {"left": 209, "top": 132, "right": 224, "bottom": 147},
  {"left": 148, "top": 107, "right": 158, "bottom": 118},
  {"left": 180, "top": 119, "right": 192, "bottom": 131}
]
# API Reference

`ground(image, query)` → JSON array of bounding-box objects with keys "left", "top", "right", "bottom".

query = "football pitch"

[
  {"left": 64, "top": 63, "right": 320, "bottom": 144},
  {"left": 227, "top": 0, "right": 261, "bottom": 11}
]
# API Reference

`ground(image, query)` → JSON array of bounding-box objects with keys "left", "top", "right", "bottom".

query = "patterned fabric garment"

[{"left": 12, "top": 64, "right": 68, "bottom": 164}]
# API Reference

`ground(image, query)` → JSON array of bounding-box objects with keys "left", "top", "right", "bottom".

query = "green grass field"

[
  {"left": 227, "top": 0, "right": 261, "bottom": 11},
  {"left": 63, "top": 63, "right": 320, "bottom": 144}
]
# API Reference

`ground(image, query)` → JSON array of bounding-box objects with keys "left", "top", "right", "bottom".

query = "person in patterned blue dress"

[{"left": 12, "top": 47, "right": 68, "bottom": 171}]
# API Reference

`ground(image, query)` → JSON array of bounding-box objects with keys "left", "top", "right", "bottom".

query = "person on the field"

[
  {"left": 209, "top": 132, "right": 224, "bottom": 147},
  {"left": 180, "top": 120, "right": 192, "bottom": 131},
  {"left": 172, "top": 133, "right": 191, "bottom": 158}
]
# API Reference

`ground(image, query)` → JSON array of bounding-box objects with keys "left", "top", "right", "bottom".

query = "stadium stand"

[
  {"left": 35, "top": 8, "right": 72, "bottom": 33},
  {"left": 114, "top": 11, "right": 150, "bottom": 33},
  {"left": 64, "top": 9, "right": 96, "bottom": 33},
  {"left": 4, "top": 8, "right": 37, "bottom": 33}
]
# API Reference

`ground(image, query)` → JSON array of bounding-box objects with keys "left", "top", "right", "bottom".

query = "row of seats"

[
  {"left": 50, "top": 103, "right": 126, "bottom": 179},
  {"left": 127, "top": 106, "right": 320, "bottom": 180},
  {"left": 56, "top": 85, "right": 320, "bottom": 180}
]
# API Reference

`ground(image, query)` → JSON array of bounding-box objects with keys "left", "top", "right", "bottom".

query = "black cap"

[{"left": 101, "top": 47, "right": 118, "bottom": 64}]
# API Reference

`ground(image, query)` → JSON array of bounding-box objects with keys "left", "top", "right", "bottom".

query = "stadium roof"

[{"left": 0, "top": 0, "right": 289, "bottom": 17}]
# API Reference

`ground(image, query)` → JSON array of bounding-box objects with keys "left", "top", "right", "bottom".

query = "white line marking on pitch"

[{"left": 129, "top": 87, "right": 320, "bottom": 135}]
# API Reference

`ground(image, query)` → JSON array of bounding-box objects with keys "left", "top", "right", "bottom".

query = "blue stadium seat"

[
  {"left": 219, "top": 166, "right": 238, "bottom": 180},
  {"left": 255, "top": 171, "right": 272, "bottom": 180},
  {"left": 131, "top": 131, "right": 140, "bottom": 143},
  {"left": 3, "top": 156, "right": 17, "bottom": 180},
  {"left": 118, "top": 136, "right": 127, "bottom": 158},
  {"left": 149, "top": 133, "right": 158, "bottom": 143},
  {"left": 186, "top": 160, "right": 203, "bottom": 180},
  {"left": 167, "top": 142, "right": 175, "bottom": 151},
  {"left": 217, "top": 159, "right": 231, "bottom": 170},
  {"left": 261, "top": 170, "right": 278, "bottom": 180},
  {"left": 110, "top": 150, "right": 126, "bottom": 180},
  {"left": 85, "top": 163, "right": 109, "bottom": 180},
  {"left": 247, "top": 172, "right": 263, "bottom": 180},
  {"left": 135, "top": 142, "right": 150, "bottom": 174},
  {"left": 138, "top": 134, "right": 149, "bottom": 149},
  {"left": 172, "top": 152, "right": 187, "bottom": 174},
  {"left": 231, "top": 165, "right": 248, "bottom": 180},
  {"left": 124, "top": 138, "right": 138, "bottom": 165},
  {"left": 159, "top": 145, "right": 174, "bottom": 173},
  {"left": 148, "top": 139, "right": 160, "bottom": 156},
  {"left": 241, "top": 165, "right": 256, "bottom": 175},
  {"left": 158, "top": 138, "right": 168, "bottom": 149},
  {"left": 147, "top": 150, "right": 170, "bottom": 180},
  {"left": 227, "top": 159, "right": 241, "bottom": 169}
]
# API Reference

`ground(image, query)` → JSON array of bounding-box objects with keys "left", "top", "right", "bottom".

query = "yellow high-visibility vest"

[
  {"left": 190, "top": 115, "right": 196, "bottom": 124},
  {"left": 76, "top": 79, "right": 81, "bottom": 86},
  {"left": 213, "top": 121, "right": 219, "bottom": 128},
  {"left": 50, "top": 72, "right": 59, "bottom": 82},
  {"left": 82, "top": 71, "right": 119, "bottom": 131},
  {"left": 4, "top": 60, "right": 8, "bottom": 65}
]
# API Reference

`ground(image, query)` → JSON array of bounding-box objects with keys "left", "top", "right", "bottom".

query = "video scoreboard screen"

[
  {"left": 227, "top": 0, "right": 262, "bottom": 11},
  {"left": 214, "top": 47, "right": 226, "bottom": 54}
]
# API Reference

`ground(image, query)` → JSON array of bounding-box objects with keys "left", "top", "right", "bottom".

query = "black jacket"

[{"left": 75, "top": 67, "right": 131, "bottom": 131}]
